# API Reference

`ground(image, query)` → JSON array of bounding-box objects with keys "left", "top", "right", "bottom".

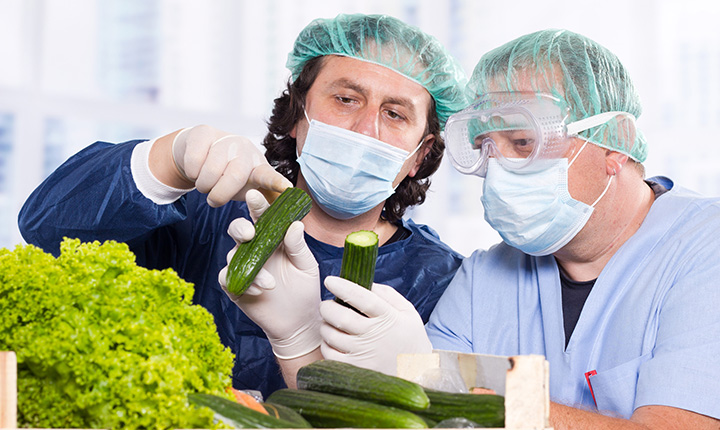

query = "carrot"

[
  {"left": 470, "top": 386, "right": 497, "bottom": 395},
  {"left": 226, "top": 387, "right": 269, "bottom": 415}
]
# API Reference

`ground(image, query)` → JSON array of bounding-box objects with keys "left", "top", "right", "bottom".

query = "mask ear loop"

[
  {"left": 391, "top": 136, "right": 430, "bottom": 192},
  {"left": 591, "top": 169, "right": 615, "bottom": 207},
  {"left": 566, "top": 125, "right": 615, "bottom": 208},
  {"left": 568, "top": 139, "right": 589, "bottom": 168},
  {"left": 568, "top": 124, "right": 601, "bottom": 168},
  {"left": 568, "top": 116, "right": 613, "bottom": 169},
  {"left": 566, "top": 111, "right": 635, "bottom": 168},
  {"left": 297, "top": 109, "right": 313, "bottom": 159},
  {"left": 405, "top": 135, "right": 427, "bottom": 161}
]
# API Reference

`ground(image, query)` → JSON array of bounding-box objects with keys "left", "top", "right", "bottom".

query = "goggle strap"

[{"left": 566, "top": 111, "right": 636, "bottom": 135}]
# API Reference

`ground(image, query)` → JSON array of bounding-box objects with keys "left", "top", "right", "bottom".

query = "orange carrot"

[
  {"left": 470, "top": 386, "right": 497, "bottom": 395},
  {"left": 226, "top": 387, "right": 269, "bottom": 415}
]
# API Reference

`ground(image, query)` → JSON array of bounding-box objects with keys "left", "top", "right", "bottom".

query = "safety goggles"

[{"left": 444, "top": 92, "right": 629, "bottom": 177}]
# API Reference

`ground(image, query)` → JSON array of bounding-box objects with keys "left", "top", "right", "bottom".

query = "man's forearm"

[
  {"left": 276, "top": 348, "right": 323, "bottom": 388},
  {"left": 551, "top": 402, "right": 720, "bottom": 430},
  {"left": 551, "top": 402, "right": 647, "bottom": 430}
]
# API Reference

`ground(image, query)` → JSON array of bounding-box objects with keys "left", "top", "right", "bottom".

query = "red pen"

[{"left": 585, "top": 370, "right": 598, "bottom": 408}]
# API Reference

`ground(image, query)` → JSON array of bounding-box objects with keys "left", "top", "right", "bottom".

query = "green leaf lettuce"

[{"left": 0, "top": 238, "right": 235, "bottom": 429}]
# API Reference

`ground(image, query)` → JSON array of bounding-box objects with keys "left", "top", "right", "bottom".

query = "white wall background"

[{"left": 1, "top": 0, "right": 719, "bottom": 256}]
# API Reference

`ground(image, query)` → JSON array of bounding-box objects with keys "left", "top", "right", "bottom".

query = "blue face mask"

[
  {"left": 297, "top": 116, "right": 422, "bottom": 220},
  {"left": 480, "top": 142, "right": 613, "bottom": 256}
]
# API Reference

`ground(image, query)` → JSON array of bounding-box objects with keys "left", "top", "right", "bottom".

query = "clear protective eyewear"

[{"left": 444, "top": 92, "right": 628, "bottom": 177}]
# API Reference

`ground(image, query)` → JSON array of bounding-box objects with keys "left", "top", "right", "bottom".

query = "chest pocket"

[{"left": 588, "top": 352, "right": 652, "bottom": 418}]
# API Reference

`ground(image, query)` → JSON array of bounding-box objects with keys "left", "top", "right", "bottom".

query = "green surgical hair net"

[
  {"left": 286, "top": 13, "right": 468, "bottom": 129},
  {"left": 467, "top": 29, "right": 648, "bottom": 163}
]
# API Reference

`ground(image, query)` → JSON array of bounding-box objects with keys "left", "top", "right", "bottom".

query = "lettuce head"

[{"left": 0, "top": 238, "right": 235, "bottom": 429}]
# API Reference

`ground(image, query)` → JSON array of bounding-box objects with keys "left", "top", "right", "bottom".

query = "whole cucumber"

[{"left": 226, "top": 187, "right": 311, "bottom": 295}]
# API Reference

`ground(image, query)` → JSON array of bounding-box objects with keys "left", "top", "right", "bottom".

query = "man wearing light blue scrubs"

[{"left": 320, "top": 29, "right": 720, "bottom": 429}]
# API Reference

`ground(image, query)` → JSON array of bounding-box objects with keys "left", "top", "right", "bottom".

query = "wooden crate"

[
  {"left": 1, "top": 350, "right": 552, "bottom": 429},
  {"left": 1, "top": 352, "right": 16, "bottom": 429},
  {"left": 398, "top": 351, "right": 552, "bottom": 430}
]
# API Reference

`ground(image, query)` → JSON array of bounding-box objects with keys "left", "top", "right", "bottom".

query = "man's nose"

[{"left": 351, "top": 108, "right": 380, "bottom": 139}]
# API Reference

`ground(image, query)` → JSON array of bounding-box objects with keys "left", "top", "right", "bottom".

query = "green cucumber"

[
  {"left": 297, "top": 359, "right": 429, "bottom": 411},
  {"left": 266, "top": 388, "right": 428, "bottom": 429},
  {"left": 340, "top": 230, "right": 379, "bottom": 289},
  {"left": 415, "top": 389, "right": 505, "bottom": 428},
  {"left": 335, "top": 230, "right": 379, "bottom": 310},
  {"left": 262, "top": 402, "right": 313, "bottom": 428},
  {"left": 188, "top": 393, "right": 310, "bottom": 428},
  {"left": 226, "top": 187, "right": 312, "bottom": 295}
]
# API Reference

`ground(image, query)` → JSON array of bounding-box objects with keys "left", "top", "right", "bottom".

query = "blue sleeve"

[
  {"left": 17, "top": 139, "right": 302, "bottom": 399},
  {"left": 425, "top": 252, "right": 476, "bottom": 353},
  {"left": 18, "top": 140, "right": 188, "bottom": 256}
]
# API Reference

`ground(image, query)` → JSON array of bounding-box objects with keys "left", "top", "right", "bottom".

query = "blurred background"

[{"left": 1, "top": 0, "right": 719, "bottom": 256}]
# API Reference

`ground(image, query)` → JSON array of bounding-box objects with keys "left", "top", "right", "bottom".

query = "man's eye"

[
  {"left": 513, "top": 139, "right": 534, "bottom": 147},
  {"left": 385, "top": 110, "right": 405, "bottom": 121},
  {"left": 336, "top": 96, "right": 355, "bottom": 104}
]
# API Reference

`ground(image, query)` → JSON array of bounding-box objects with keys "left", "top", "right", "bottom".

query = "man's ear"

[
  {"left": 606, "top": 150, "right": 629, "bottom": 176},
  {"left": 408, "top": 135, "right": 435, "bottom": 177}
]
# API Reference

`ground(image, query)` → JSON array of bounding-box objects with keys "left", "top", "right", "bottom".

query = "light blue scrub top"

[{"left": 426, "top": 177, "right": 720, "bottom": 419}]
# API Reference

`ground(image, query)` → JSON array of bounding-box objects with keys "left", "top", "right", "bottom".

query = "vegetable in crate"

[
  {"left": 297, "top": 359, "right": 429, "bottom": 410},
  {"left": 416, "top": 388, "right": 505, "bottom": 428},
  {"left": 227, "top": 387, "right": 269, "bottom": 415},
  {"left": 0, "top": 238, "right": 235, "bottom": 430},
  {"left": 226, "top": 187, "right": 312, "bottom": 295},
  {"left": 263, "top": 402, "right": 314, "bottom": 428},
  {"left": 189, "top": 393, "right": 311, "bottom": 428},
  {"left": 335, "top": 230, "right": 379, "bottom": 310},
  {"left": 267, "top": 388, "right": 428, "bottom": 429}
]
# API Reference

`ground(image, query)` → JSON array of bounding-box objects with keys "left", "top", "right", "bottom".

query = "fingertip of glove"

[
  {"left": 284, "top": 221, "right": 306, "bottom": 245},
  {"left": 246, "top": 188, "right": 269, "bottom": 208},
  {"left": 323, "top": 276, "right": 359, "bottom": 294},
  {"left": 245, "top": 188, "right": 263, "bottom": 201},
  {"left": 244, "top": 285, "right": 263, "bottom": 296},
  {"left": 227, "top": 217, "right": 254, "bottom": 241},
  {"left": 218, "top": 267, "right": 228, "bottom": 288},
  {"left": 254, "top": 268, "right": 276, "bottom": 290},
  {"left": 318, "top": 299, "right": 344, "bottom": 321},
  {"left": 270, "top": 170, "right": 293, "bottom": 191},
  {"left": 323, "top": 275, "right": 342, "bottom": 286},
  {"left": 287, "top": 220, "right": 304, "bottom": 234},
  {"left": 206, "top": 196, "right": 223, "bottom": 208}
]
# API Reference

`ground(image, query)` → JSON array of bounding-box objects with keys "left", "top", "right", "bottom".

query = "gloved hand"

[
  {"left": 172, "top": 125, "right": 292, "bottom": 207},
  {"left": 319, "top": 277, "right": 433, "bottom": 376},
  {"left": 218, "top": 190, "right": 322, "bottom": 359}
]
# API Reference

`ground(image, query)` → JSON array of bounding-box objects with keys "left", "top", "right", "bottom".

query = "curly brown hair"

[{"left": 262, "top": 55, "right": 445, "bottom": 223}]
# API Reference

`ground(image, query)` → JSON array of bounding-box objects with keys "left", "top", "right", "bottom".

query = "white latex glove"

[
  {"left": 172, "top": 125, "right": 292, "bottom": 207},
  {"left": 218, "top": 190, "right": 322, "bottom": 359},
  {"left": 319, "top": 277, "right": 433, "bottom": 376}
]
